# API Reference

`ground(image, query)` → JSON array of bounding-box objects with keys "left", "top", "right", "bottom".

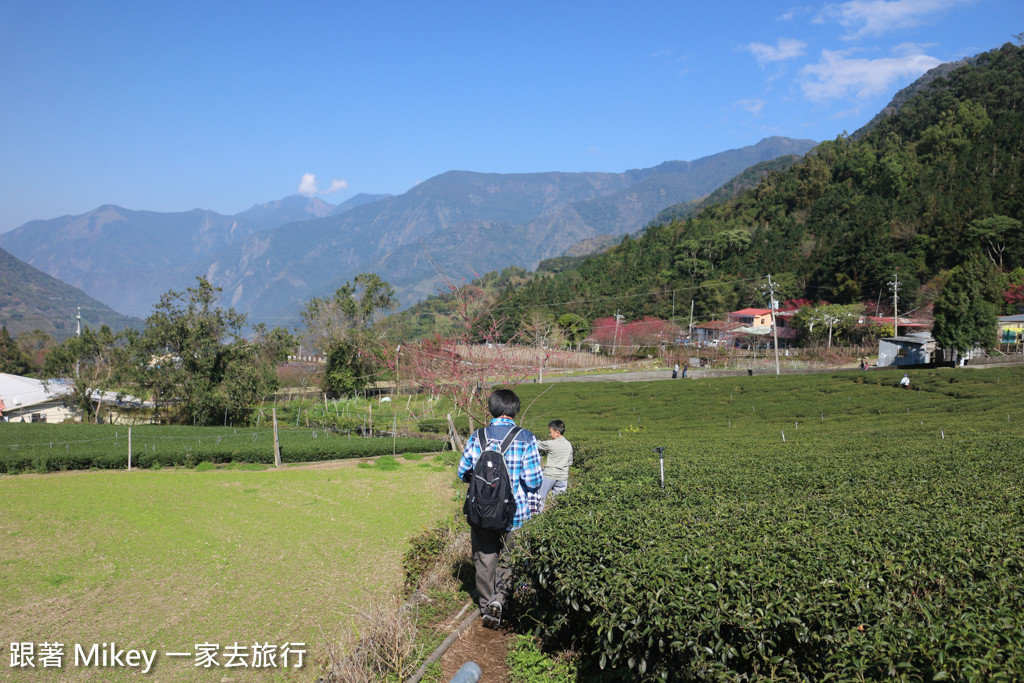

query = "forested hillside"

[
  {"left": 0, "top": 246, "right": 140, "bottom": 340},
  {"left": 456, "top": 43, "right": 1024, "bottom": 335}
]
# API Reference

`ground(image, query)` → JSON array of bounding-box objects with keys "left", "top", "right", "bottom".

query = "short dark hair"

[
  {"left": 548, "top": 419, "right": 566, "bottom": 435},
  {"left": 488, "top": 389, "right": 520, "bottom": 418}
]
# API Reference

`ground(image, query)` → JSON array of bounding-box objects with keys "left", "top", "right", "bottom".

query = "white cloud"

[
  {"left": 892, "top": 41, "right": 937, "bottom": 56},
  {"left": 777, "top": 6, "right": 811, "bottom": 21},
  {"left": 735, "top": 98, "right": 767, "bottom": 114},
  {"left": 298, "top": 173, "right": 318, "bottom": 197},
  {"left": 326, "top": 179, "right": 349, "bottom": 194},
  {"left": 297, "top": 174, "right": 349, "bottom": 197},
  {"left": 746, "top": 38, "right": 808, "bottom": 65},
  {"left": 799, "top": 48, "right": 942, "bottom": 101},
  {"left": 819, "top": 0, "right": 967, "bottom": 38}
]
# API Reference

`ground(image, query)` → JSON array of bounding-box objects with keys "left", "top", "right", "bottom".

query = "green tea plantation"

[{"left": 511, "top": 368, "right": 1024, "bottom": 681}]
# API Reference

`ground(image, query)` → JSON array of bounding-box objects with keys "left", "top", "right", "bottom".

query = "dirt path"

[{"left": 439, "top": 618, "right": 511, "bottom": 683}]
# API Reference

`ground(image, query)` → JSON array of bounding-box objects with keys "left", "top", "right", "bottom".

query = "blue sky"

[{"left": 1, "top": 0, "right": 1019, "bottom": 233}]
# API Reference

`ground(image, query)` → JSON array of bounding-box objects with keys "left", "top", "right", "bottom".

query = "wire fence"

[{"left": 0, "top": 422, "right": 447, "bottom": 474}]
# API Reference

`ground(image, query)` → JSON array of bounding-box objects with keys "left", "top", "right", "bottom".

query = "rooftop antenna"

[{"left": 75, "top": 306, "right": 81, "bottom": 379}]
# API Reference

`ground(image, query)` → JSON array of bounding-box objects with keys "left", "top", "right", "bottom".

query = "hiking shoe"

[{"left": 481, "top": 601, "right": 502, "bottom": 629}]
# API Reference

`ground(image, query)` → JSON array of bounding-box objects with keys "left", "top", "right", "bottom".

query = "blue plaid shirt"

[{"left": 458, "top": 417, "right": 543, "bottom": 530}]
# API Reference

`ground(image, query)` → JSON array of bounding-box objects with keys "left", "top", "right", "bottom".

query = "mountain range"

[
  {"left": 0, "top": 136, "right": 815, "bottom": 328},
  {"left": 472, "top": 43, "right": 1024, "bottom": 334}
]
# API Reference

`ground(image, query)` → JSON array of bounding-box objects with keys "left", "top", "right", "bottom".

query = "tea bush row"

[
  {"left": 0, "top": 423, "right": 443, "bottom": 473},
  {"left": 417, "top": 416, "right": 471, "bottom": 436}
]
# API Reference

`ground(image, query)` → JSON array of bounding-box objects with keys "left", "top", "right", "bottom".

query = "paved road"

[
  {"left": 532, "top": 365, "right": 862, "bottom": 384},
  {"left": 532, "top": 356, "right": 1024, "bottom": 384}
]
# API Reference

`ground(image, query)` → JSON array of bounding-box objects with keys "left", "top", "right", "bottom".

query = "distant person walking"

[
  {"left": 457, "top": 389, "right": 542, "bottom": 629},
  {"left": 682, "top": 362, "right": 688, "bottom": 378},
  {"left": 537, "top": 419, "right": 573, "bottom": 513},
  {"left": 900, "top": 373, "right": 910, "bottom": 389},
  {"left": 672, "top": 363, "right": 679, "bottom": 379}
]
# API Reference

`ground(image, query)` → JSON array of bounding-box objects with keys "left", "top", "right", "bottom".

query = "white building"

[{"left": 0, "top": 373, "right": 74, "bottom": 423}]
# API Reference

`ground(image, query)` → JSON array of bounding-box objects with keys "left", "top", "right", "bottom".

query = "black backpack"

[{"left": 463, "top": 426, "right": 521, "bottom": 530}]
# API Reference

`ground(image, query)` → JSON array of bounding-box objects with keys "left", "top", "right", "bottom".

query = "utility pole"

[
  {"left": 761, "top": 275, "right": 781, "bottom": 376},
  {"left": 688, "top": 299, "right": 694, "bottom": 346},
  {"left": 888, "top": 273, "right": 900, "bottom": 337},
  {"left": 612, "top": 311, "right": 625, "bottom": 356}
]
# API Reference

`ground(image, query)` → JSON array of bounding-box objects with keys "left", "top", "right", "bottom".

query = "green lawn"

[{"left": 0, "top": 456, "right": 458, "bottom": 681}]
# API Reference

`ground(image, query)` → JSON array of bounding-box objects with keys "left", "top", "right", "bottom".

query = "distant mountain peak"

[{"left": 0, "top": 136, "right": 818, "bottom": 325}]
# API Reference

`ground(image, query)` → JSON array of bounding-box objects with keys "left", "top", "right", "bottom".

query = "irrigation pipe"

[{"left": 405, "top": 601, "right": 478, "bottom": 683}]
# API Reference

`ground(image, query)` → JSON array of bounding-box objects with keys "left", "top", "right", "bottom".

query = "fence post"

[
  {"left": 447, "top": 413, "right": 465, "bottom": 452},
  {"left": 273, "top": 408, "right": 282, "bottom": 468}
]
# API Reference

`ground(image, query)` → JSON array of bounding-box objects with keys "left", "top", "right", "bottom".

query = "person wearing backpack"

[{"left": 457, "top": 389, "right": 543, "bottom": 629}]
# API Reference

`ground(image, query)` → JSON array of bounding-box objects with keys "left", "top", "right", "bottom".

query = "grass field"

[{"left": 0, "top": 455, "right": 458, "bottom": 681}]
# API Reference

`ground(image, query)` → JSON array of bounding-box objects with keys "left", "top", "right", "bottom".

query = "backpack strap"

[
  {"left": 492, "top": 426, "right": 522, "bottom": 502},
  {"left": 479, "top": 425, "right": 521, "bottom": 456},
  {"left": 496, "top": 426, "right": 522, "bottom": 455}
]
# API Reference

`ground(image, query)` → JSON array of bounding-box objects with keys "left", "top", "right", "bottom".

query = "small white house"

[{"left": 0, "top": 373, "right": 74, "bottom": 423}]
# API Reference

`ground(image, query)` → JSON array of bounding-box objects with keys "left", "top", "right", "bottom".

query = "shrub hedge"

[
  {"left": 417, "top": 416, "right": 471, "bottom": 436},
  {"left": 0, "top": 423, "right": 443, "bottom": 473}
]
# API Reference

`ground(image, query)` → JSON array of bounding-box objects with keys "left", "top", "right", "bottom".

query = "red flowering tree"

[
  {"left": 1005, "top": 283, "right": 1024, "bottom": 312},
  {"left": 590, "top": 316, "right": 621, "bottom": 349},
  {"left": 377, "top": 280, "right": 534, "bottom": 443},
  {"left": 623, "top": 317, "right": 679, "bottom": 348},
  {"left": 589, "top": 316, "right": 680, "bottom": 355}
]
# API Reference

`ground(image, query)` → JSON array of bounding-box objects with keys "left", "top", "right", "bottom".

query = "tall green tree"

[
  {"left": 932, "top": 255, "right": 1000, "bottom": 363},
  {"left": 301, "top": 273, "right": 397, "bottom": 396},
  {"left": 791, "top": 304, "right": 864, "bottom": 347},
  {"left": 223, "top": 324, "right": 296, "bottom": 420},
  {"left": 136, "top": 277, "right": 280, "bottom": 424},
  {"left": 43, "top": 325, "right": 128, "bottom": 423},
  {"left": 322, "top": 339, "right": 378, "bottom": 397},
  {"left": 16, "top": 329, "right": 54, "bottom": 372},
  {"left": 968, "top": 215, "right": 1024, "bottom": 271},
  {"left": 0, "top": 327, "right": 31, "bottom": 375},
  {"left": 557, "top": 313, "right": 591, "bottom": 349},
  {"left": 301, "top": 273, "right": 397, "bottom": 354}
]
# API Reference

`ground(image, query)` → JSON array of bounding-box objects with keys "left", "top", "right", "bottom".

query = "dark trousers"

[{"left": 470, "top": 525, "right": 514, "bottom": 610}]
